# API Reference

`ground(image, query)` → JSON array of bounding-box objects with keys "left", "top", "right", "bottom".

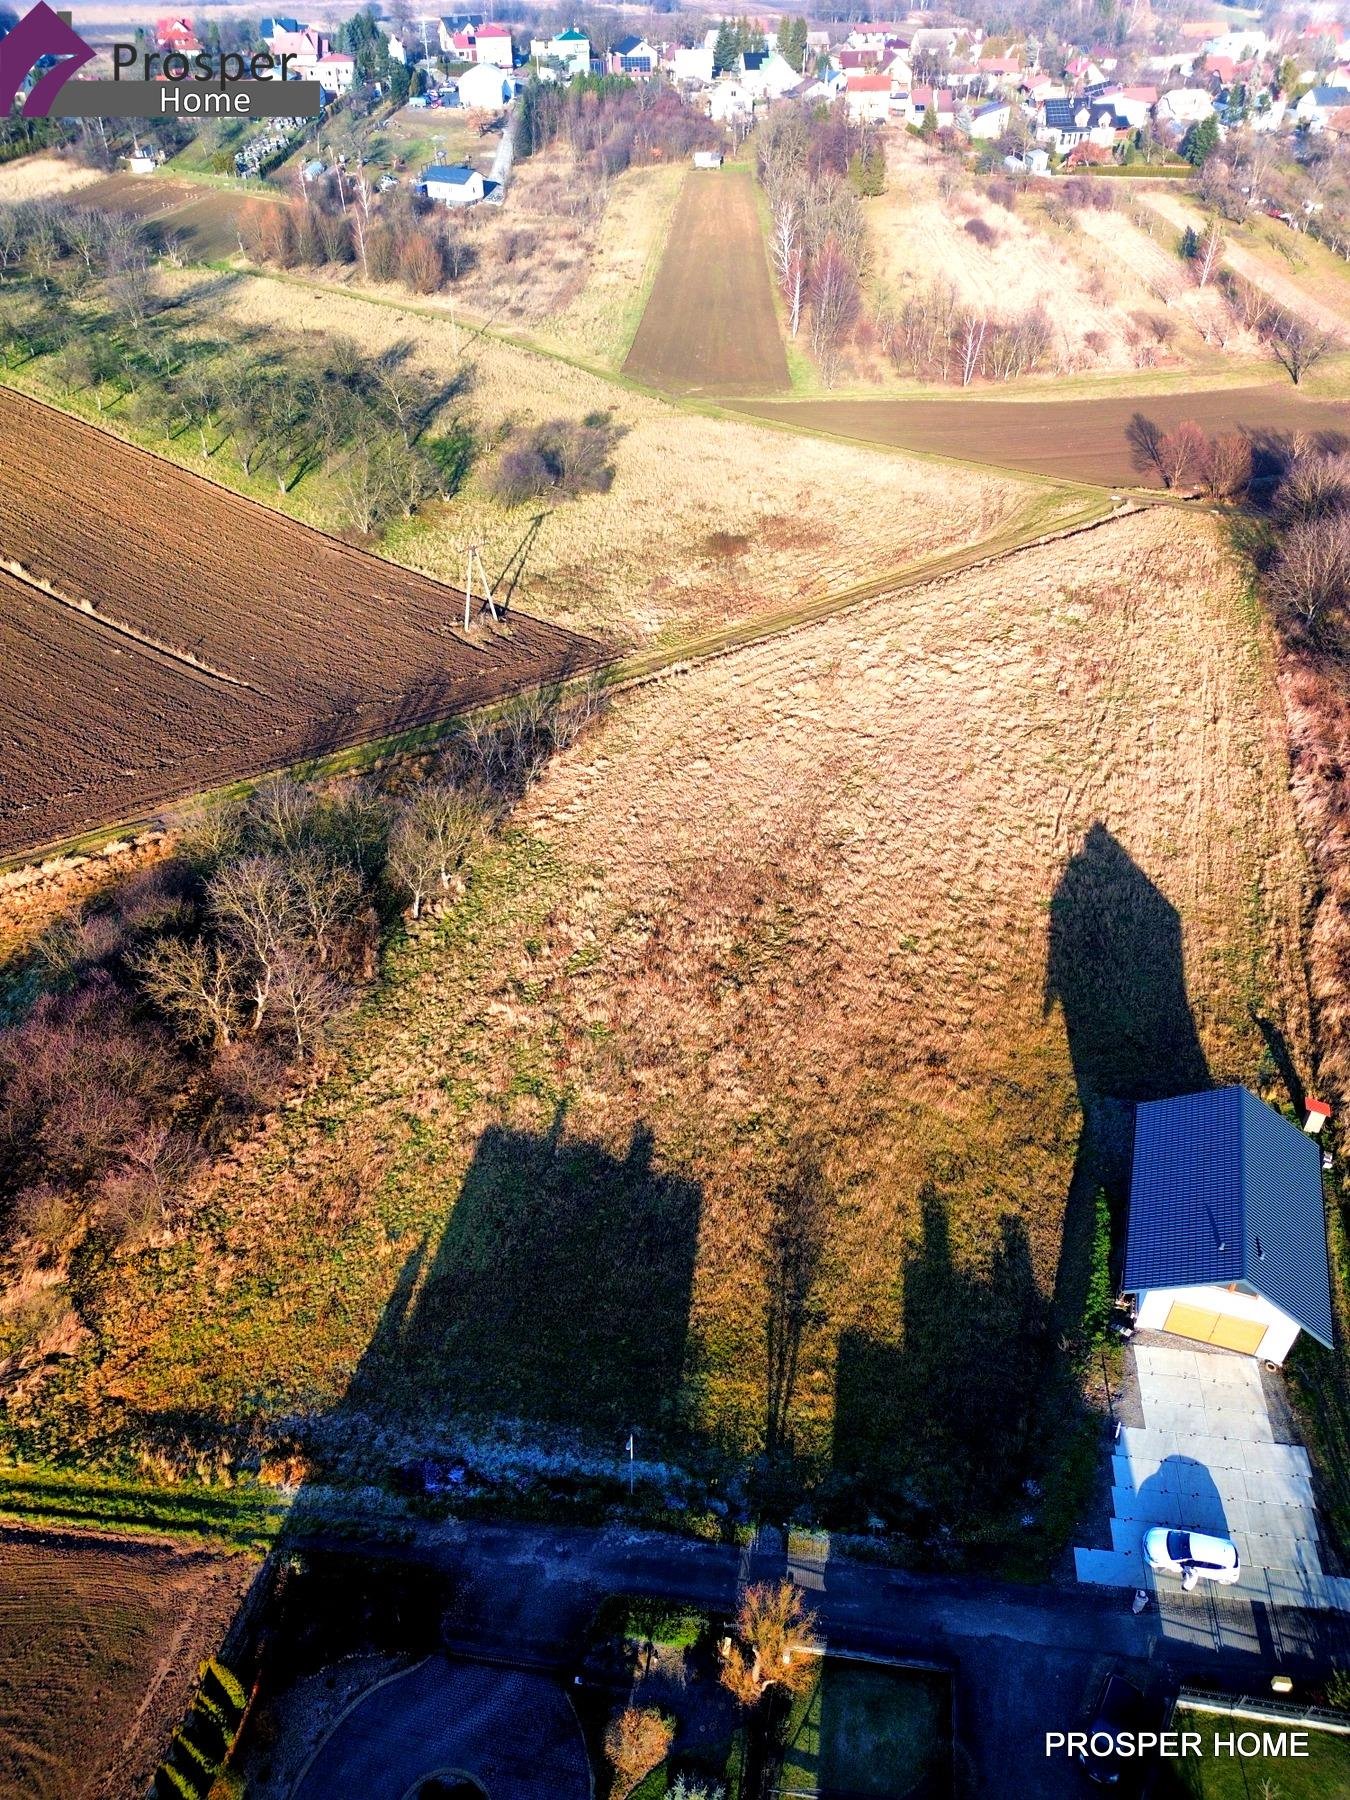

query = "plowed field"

[
  {"left": 0, "top": 391, "right": 597, "bottom": 856},
  {"left": 0, "top": 1530, "right": 255, "bottom": 1800},
  {"left": 623, "top": 169, "right": 790, "bottom": 395}
]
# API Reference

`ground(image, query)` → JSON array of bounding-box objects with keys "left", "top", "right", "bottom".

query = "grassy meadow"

[
  {"left": 0, "top": 507, "right": 1311, "bottom": 1560},
  {"left": 0, "top": 264, "right": 1029, "bottom": 652}
]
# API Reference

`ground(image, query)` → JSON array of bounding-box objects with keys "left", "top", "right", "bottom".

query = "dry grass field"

[
  {"left": 171, "top": 270, "right": 1027, "bottom": 646},
  {"left": 1140, "top": 188, "right": 1350, "bottom": 339},
  {"left": 858, "top": 140, "right": 1276, "bottom": 386},
  {"left": 0, "top": 156, "right": 104, "bottom": 204},
  {"left": 527, "top": 160, "right": 686, "bottom": 369},
  {"left": 6, "top": 508, "right": 1307, "bottom": 1540},
  {"left": 623, "top": 168, "right": 790, "bottom": 394},
  {"left": 0, "top": 1532, "right": 256, "bottom": 1800}
]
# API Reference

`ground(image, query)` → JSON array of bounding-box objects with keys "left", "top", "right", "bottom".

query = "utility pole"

[{"left": 462, "top": 543, "right": 498, "bottom": 629}]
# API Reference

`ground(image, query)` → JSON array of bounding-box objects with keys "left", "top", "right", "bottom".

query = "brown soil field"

[
  {"left": 72, "top": 171, "right": 271, "bottom": 261},
  {"left": 622, "top": 168, "right": 790, "bottom": 395},
  {"left": 0, "top": 390, "right": 596, "bottom": 855},
  {"left": 732, "top": 385, "right": 1350, "bottom": 486},
  {"left": 0, "top": 1530, "right": 256, "bottom": 1800},
  {"left": 22, "top": 509, "right": 1307, "bottom": 1521}
]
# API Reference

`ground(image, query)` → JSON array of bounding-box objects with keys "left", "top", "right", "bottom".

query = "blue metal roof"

[
  {"left": 423, "top": 164, "right": 478, "bottom": 184},
  {"left": 1124, "top": 1086, "right": 1333, "bottom": 1348}
]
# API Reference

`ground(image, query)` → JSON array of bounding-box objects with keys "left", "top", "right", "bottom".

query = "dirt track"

[
  {"left": 731, "top": 385, "right": 1350, "bottom": 485},
  {"left": 0, "top": 391, "right": 598, "bottom": 855},
  {"left": 622, "top": 169, "right": 790, "bottom": 395}
]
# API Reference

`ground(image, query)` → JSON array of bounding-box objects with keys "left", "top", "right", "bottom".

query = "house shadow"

[
  {"left": 1043, "top": 822, "right": 1211, "bottom": 1339},
  {"left": 831, "top": 1181, "right": 1049, "bottom": 1531},
  {"left": 336, "top": 1115, "right": 703, "bottom": 1445}
]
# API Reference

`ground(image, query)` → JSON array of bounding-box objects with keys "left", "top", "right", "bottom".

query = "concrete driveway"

[
  {"left": 291, "top": 1657, "right": 591, "bottom": 1800},
  {"left": 1076, "top": 1342, "right": 1350, "bottom": 1611}
]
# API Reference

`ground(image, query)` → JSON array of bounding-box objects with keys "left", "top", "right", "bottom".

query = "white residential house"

[
  {"left": 1096, "top": 86, "right": 1153, "bottom": 130},
  {"left": 1123, "top": 1087, "right": 1333, "bottom": 1368},
  {"left": 1203, "top": 28, "right": 1275, "bottom": 61},
  {"left": 470, "top": 23, "right": 513, "bottom": 67},
  {"left": 457, "top": 62, "right": 511, "bottom": 109},
  {"left": 608, "top": 35, "right": 658, "bottom": 75},
  {"left": 708, "top": 79, "right": 753, "bottom": 123},
  {"left": 313, "top": 52, "right": 355, "bottom": 94},
  {"left": 673, "top": 45, "right": 714, "bottom": 85},
  {"left": 1295, "top": 85, "right": 1350, "bottom": 128},
  {"left": 884, "top": 51, "right": 913, "bottom": 88},
  {"left": 844, "top": 72, "right": 892, "bottom": 123},
  {"left": 422, "top": 163, "right": 486, "bottom": 205},
  {"left": 545, "top": 26, "right": 590, "bottom": 77},
  {"left": 967, "top": 98, "right": 1011, "bottom": 139},
  {"left": 1155, "top": 86, "right": 1216, "bottom": 128},
  {"left": 738, "top": 49, "right": 801, "bottom": 100}
]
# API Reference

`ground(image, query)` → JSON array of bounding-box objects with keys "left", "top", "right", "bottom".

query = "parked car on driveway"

[
  {"left": 1078, "top": 1671, "right": 1155, "bottom": 1788},
  {"left": 1143, "top": 1526, "right": 1241, "bottom": 1590}
]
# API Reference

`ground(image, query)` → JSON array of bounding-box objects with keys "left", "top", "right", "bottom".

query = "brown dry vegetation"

[
  {"left": 861, "top": 140, "right": 1273, "bottom": 385},
  {"left": 152, "top": 268, "right": 1026, "bottom": 645},
  {"left": 2, "top": 509, "right": 1307, "bottom": 1541},
  {"left": 0, "top": 1531, "right": 256, "bottom": 1800}
]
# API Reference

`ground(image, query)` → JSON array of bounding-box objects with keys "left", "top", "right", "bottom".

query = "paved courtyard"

[
  {"left": 1075, "top": 1342, "right": 1350, "bottom": 1612},
  {"left": 292, "top": 1657, "right": 592, "bottom": 1800}
]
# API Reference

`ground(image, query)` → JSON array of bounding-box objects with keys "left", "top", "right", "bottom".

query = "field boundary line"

[
  {"left": 1, "top": 556, "right": 273, "bottom": 695},
  {"left": 0, "top": 487, "right": 1127, "bottom": 873}
]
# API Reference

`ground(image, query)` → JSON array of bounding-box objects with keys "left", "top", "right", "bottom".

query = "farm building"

[
  {"left": 1123, "top": 1087, "right": 1334, "bottom": 1365},
  {"left": 692, "top": 149, "right": 724, "bottom": 168},
  {"left": 456, "top": 62, "right": 511, "bottom": 109},
  {"left": 422, "top": 163, "right": 486, "bottom": 205}
]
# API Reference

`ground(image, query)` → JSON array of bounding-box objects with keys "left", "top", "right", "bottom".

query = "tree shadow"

[
  {"left": 832, "top": 1180, "right": 1049, "bottom": 1529},
  {"left": 339, "top": 1115, "right": 703, "bottom": 1442},
  {"left": 763, "top": 1156, "right": 828, "bottom": 1465},
  {"left": 1043, "top": 822, "right": 1212, "bottom": 1342},
  {"left": 492, "top": 510, "right": 551, "bottom": 616}
]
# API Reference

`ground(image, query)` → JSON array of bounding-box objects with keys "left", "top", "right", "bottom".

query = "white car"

[{"left": 1143, "top": 1526, "right": 1241, "bottom": 1591}]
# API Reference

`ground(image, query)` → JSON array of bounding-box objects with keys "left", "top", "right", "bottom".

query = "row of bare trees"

[
  {"left": 1126, "top": 415, "right": 1255, "bottom": 496},
  {"left": 0, "top": 683, "right": 607, "bottom": 1268},
  {"left": 758, "top": 105, "right": 872, "bottom": 385},
  {"left": 877, "top": 278, "right": 1054, "bottom": 387}
]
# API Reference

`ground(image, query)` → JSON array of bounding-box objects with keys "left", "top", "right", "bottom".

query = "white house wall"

[{"left": 1135, "top": 1284, "right": 1302, "bottom": 1364}]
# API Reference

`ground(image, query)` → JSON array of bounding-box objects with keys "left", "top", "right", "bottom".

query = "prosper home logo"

[
  {"left": 0, "top": 3, "right": 93, "bottom": 116},
  {"left": 1, "top": 4, "right": 322, "bottom": 119}
]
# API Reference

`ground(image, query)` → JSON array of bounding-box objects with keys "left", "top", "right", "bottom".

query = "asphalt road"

[{"left": 283, "top": 1510, "right": 1350, "bottom": 1800}]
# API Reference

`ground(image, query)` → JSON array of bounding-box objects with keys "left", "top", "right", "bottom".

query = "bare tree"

[
  {"left": 1269, "top": 513, "right": 1350, "bottom": 634},
  {"left": 1194, "top": 218, "right": 1225, "bottom": 288},
  {"left": 207, "top": 855, "right": 303, "bottom": 1032},
  {"left": 135, "top": 936, "right": 243, "bottom": 1050},
  {"left": 1267, "top": 311, "right": 1336, "bottom": 385}
]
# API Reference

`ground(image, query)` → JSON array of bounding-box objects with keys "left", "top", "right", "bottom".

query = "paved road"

[
  {"left": 284, "top": 1508, "right": 1350, "bottom": 1800},
  {"left": 292, "top": 1657, "right": 591, "bottom": 1800}
]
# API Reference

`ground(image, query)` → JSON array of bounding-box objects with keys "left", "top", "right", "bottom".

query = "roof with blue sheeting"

[{"left": 1124, "top": 1086, "right": 1333, "bottom": 1348}]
